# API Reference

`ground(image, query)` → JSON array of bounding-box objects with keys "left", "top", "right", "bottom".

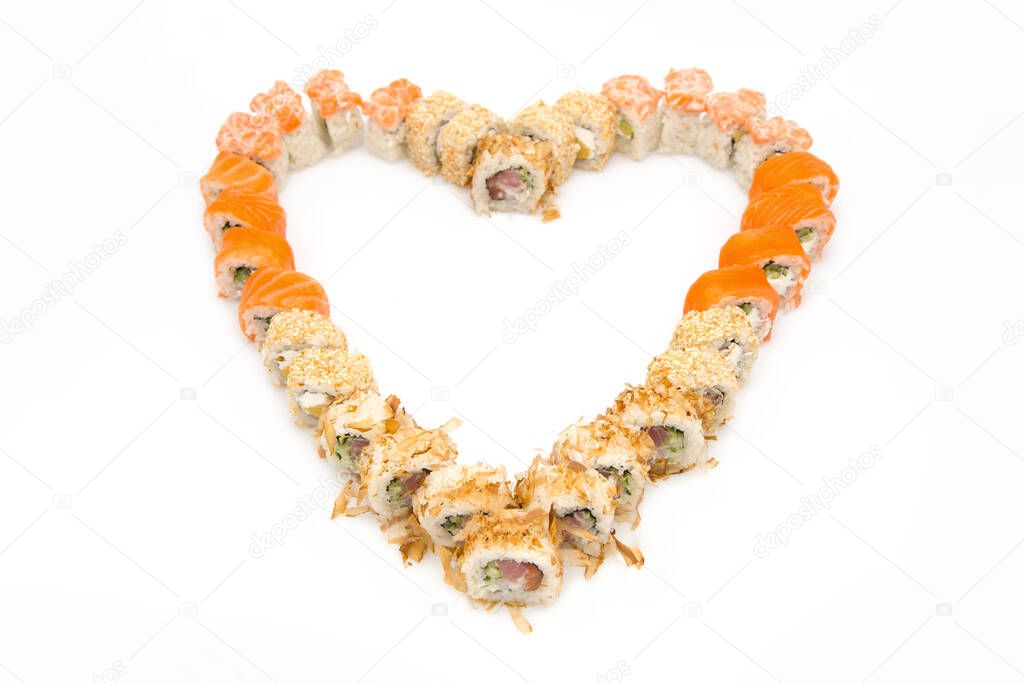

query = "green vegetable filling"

[
  {"left": 660, "top": 426, "right": 687, "bottom": 456},
  {"left": 483, "top": 560, "right": 502, "bottom": 582},
  {"left": 738, "top": 302, "right": 753, "bottom": 314},
  {"left": 796, "top": 227, "right": 815, "bottom": 244},
  {"left": 333, "top": 435, "right": 357, "bottom": 470},
  {"left": 518, "top": 168, "right": 533, "bottom": 190},
  {"left": 570, "top": 508, "right": 598, "bottom": 532},
  {"left": 600, "top": 467, "right": 634, "bottom": 497},
  {"left": 386, "top": 478, "right": 405, "bottom": 505},
  {"left": 441, "top": 514, "right": 468, "bottom": 535},
  {"left": 617, "top": 118, "right": 634, "bottom": 139},
  {"left": 233, "top": 266, "right": 254, "bottom": 288},
  {"left": 764, "top": 263, "right": 789, "bottom": 279}
]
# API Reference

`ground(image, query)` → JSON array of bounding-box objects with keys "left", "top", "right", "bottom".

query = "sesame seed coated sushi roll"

[
  {"left": 553, "top": 90, "right": 617, "bottom": 171},
  {"left": 696, "top": 89, "right": 765, "bottom": 169},
  {"left": 550, "top": 418, "right": 653, "bottom": 525},
  {"left": 469, "top": 134, "right": 552, "bottom": 215},
  {"left": 304, "top": 70, "right": 364, "bottom": 155},
  {"left": 262, "top": 309, "right": 347, "bottom": 385},
  {"left": 659, "top": 68, "right": 713, "bottom": 155},
  {"left": 669, "top": 308, "right": 759, "bottom": 384},
  {"left": 203, "top": 188, "right": 287, "bottom": 250},
  {"left": 213, "top": 227, "right": 294, "bottom": 299},
  {"left": 601, "top": 75, "right": 664, "bottom": 161},
  {"left": 237, "top": 267, "right": 330, "bottom": 343},
  {"left": 200, "top": 151, "right": 277, "bottom": 207},
  {"left": 719, "top": 226, "right": 811, "bottom": 312},
  {"left": 413, "top": 463, "right": 514, "bottom": 548},
  {"left": 607, "top": 385, "right": 709, "bottom": 477},
  {"left": 515, "top": 458, "right": 617, "bottom": 557},
  {"left": 216, "top": 112, "right": 288, "bottom": 184},
  {"left": 646, "top": 347, "right": 741, "bottom": 433},
  {"left": 285, "top": 348, "right": 376, "bottom": 427},
  {"left": 458, "top": 508, "right": 562, "bottom": 608},
  {"left": 749, "top": 151, "right": 839, "bottom": 205},
  {"left": 404, "top": 91, "right": 465, "bottom": 176},
  {"left": 362, "top": 424, "right": 459, "bottom": 521},
  {"left": 732, "top": 116, "right": 813, "bottom": 188},
  {"left": 740, "top": 184, "right": 836, "bottom": 260},
  {"left": 438, "top": 104, "right": 505, "bottom": 187},
  {"left": 507, "top": 102, "right": 578, "bottom": 186},
  {"left": 684, "top": 265, "right": 781, "bottom": 342},
  {"left": 319, "top": 391, "right": 412, "bottom": 476},
  {"left": 359, "top": 78, "right": 423, "bottom": 162},
  {"left": 250, "top": 81, "right": 326, "bottom": 170}
]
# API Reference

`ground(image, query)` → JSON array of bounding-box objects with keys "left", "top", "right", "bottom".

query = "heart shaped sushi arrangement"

[{"left": 202, "top": 68, "right": 839, "bottom": 632}]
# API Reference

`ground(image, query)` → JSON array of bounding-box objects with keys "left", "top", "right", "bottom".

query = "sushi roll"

[
  {"left": 601, "top": 75, "right": 664, "bottom": 161},
  {"left": 469, "top": 134, "right": 552, "bottom": 215},
  {"left": 413, "top": 463, "right": 514, "bottom": 548},
  {"left": 607, "top": 385, "right": 709, "bottom": 477},
  {"left": 285, "top": 348, "right": 376, "bottom": 427},
  {"left": 669, "top": 308, "right": 760, "bottom": 384},
  {"left": 646, "top": 347, "right": 741, "bottom": 433},
  {"left": 696, "top": 89, "right": 765, "bottom": 169},
  {"left": 304, "top": 70, "right": 364, "bottom": 155},
  {"left": 684, "top": 265, "right": 781, "bottom": 342},
  {"left": 319, "top": 391, "right": 412, "bottom": 476},
  {"left": 404, "top": 91, "right": 465, "bottom": 175},
  {"left": 200, "top": 151, "right": 277, "bottom": 206},
  {"left": 250, "top": 81, "right": 326, "bottom": 170},
  {"left": 203, "top": 188, "right": 287, "bottom": 250},
  {"left": 553, "top": 90, "right": 617, "bottom": 171},
  {"left": 719, "top": 226, "right": 812, "bottom": 312},
  {"left": 740, "top": 184, "right": 836, "bottom": 260},
  {"left": 659, "top": 68, "right": 713, "bottom": 155},
  {"left": 749, "top": 151, "right": 839, "bottom": 205},
  {"left": 437, "top": 104, "right": 505, "bottom": 187},
  {"left": 359, "top": 78, "right": 423, "bottom": 162},
  {"left": 237, "top": 267, "right": 330, "bottom": 343},
  {"left": 216, "top": 112, "right": 288, "bottom": 184},
  {"left": 507, "top": 102, "right": 578, "bottom": 186},
  {"left": 733, "top": 116, "right": 812, "bottom": 188},
  {"left": 362, "top": 424, "right": 459, "bottom": 521},
  {"left": 550, "top": 418, "right": 653, "bottom": 525},
  {"left": 458, "top": 508, "right": 562, "bottom": 607},
  {"left": 213, "top": 227, "right": 294, "bottom": 299},
  {"left": 262, "top": 309, "right": 347, "bottom": 385},
  {"left": 515, "top": 458, "right": 617, "bottom": 557}
]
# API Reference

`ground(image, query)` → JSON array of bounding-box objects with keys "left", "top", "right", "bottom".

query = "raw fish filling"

[
  {"left": 386, "top": 470, "right": 429, "bottom": 508},
  {"left": 647, "top": 425, "right": 687, "bottom": 463},
  {"left": 333, "top": 434, "right": 369, "bottom": 471},
  {"left": 482, "top": 559, "right": 543, "bottom": 592},
  {"left": 598, "top": 466, "right": 634, "bottom": 497},
  {"left": 486, "top": 168, "right": 533, "bottom": 201}
]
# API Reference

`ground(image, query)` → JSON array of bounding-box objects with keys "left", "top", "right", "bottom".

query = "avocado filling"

[
  {"left": 738, "top": 302, "right": 753, "bottom": 314},
  {"left": 332, "top": 434, "right": 369, "bottom": 471},
  {"left": 617, "top": 117, "right": 634, "bottom": 139},
  {"left": 796, "top": 227, "right": 815, "bottom": 243},
  {"left": 764, "top": 263, "right": 788, "bottom": 279},
  {"left": 233, "top": 266, "right": 253, "bottom": 289}
]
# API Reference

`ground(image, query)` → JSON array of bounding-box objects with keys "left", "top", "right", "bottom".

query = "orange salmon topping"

[
  {"left": 216, "top": 112, "right": 283, "bottom": 161},
  {"left": 251, "top": 81, "right": 306, "bottom": 134},
  {"left": 304, "top": 70, "right": 362, "bottom": 118},
  {"left": 706, "top": 88, "right": 765, "bottom": 131},
  {"left": 360, "top": 78, "right": 423, "bottom": 131},
  {"left": 664, "top": 68, "right": 713, "bottom": 113},
  {"left": 601, "top": 74, "right": 663, "bottom": 122}
]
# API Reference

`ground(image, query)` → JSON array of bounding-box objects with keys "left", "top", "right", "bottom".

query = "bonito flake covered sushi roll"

[
  {"left": 608, "top": 385, "right": 709, "bottom": 477},
  {"left": 719, "top": 226, "right": 811, "bottom": 312},
  {"left": 413, "top": 463, "right": 513, "bottom": 548},
  {"left": 470, "top": 134, "right": 552, "bottom": 215},
  {"left": 359, "top": 78, "right": 422, "bottom": 162},
  {"left": 458, "top": 508, "right": 562, "bottom": 608},
  {"left": 284, "top": 348, "right": 376, "bottom": 427},
  {"left": 319, "top": 391, "right": 412, "bottom": 477},
  {"left": 507, "top": 102, "right": 578, "bottom": 186},
  {"left": 553, "top": 90, "right": 617, "bottom": 171},
  {"left": 437, "top": 104, "right": 505, "bottom": 187},
  {"left": 304, "top": 70, "right": 364, "bottom": 155},
  {"left": 261, "top": 309, "right": 346, "bottom": 385},
  {"left": 515, "top": 457, "right": 617, "bottom": 557},
  {"left": 550, "top": 418, "right": 653, "bottom": 525},
  {"left": 733, "top": 116, "right": 812, "bottom": 188},
  {"left": 601, "top": 75, "right": 664, "bottom": 161},
  {"left": 213, "top": 226, "right": 294, "bottom": 298},
  {"left": 696, "top": 88, "right": 765, "bottom": 169},
  {"left": 684, "top": 265, "right": 781, "bottom": 342},
  {"left": 216, "top": 112, "right": 288, "bottom": 184},
  {"left": 646, "top": 347, "right": 741, "bottom": 434},
  {"left": 362, "top": 423, "right": 458, "bottom": 521},
  {"left": 203, "top": 188, "right": 287, "bottom": 250},
  {"left": 250, "top": 80, "right": 325, "bottom": 170},
  {"left": 670, "top": 308, "right": 760, "bottom": 384},
  {"left": 404, "top": 91, "right": 465, "bottom": 175},
  {"left": 659, "top": 68, "right": 714, "bottom": 155}
]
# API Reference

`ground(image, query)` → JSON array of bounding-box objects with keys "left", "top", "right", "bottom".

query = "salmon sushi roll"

[
  {"left": 733, "top": 116, "right": 813, "bottom": 188},
  {"left": 304, "top": 70, "right": 363, "bottom": 155},
  {"left": 213, "top": 227, "right": 294, "bottom": 299},
  {"left": 515, "top": 457, "right": 617, "bottom": 558},
  {"left": 437, "top": 104, "right": 505, "bottom": 187},
  {"left": 216, "top": 112, "right": 288, "bottom": 184},
  {"left": 405, "top": 91, "right": 465, "bottom": 175},
  {"left": 320, "top": 391, "right": 414, "bottom": 476},
  {"left": 741, "top": 184, "right": 835, "bottom": 260},
  {"left": 360, "top": 78, "right": 423, "bottom": 161},
  {"left": 696, "top": 89, "right": 765, "bottom": 169},
  {"left": 646, "top": 347, "right": 741, "bottom": 433},
  {"left": 469, "top": 134, "right": 552, "bottom": 215},
  {"left": 203, "top": 188, "right": 287, "bottom": 250},
  {"left": 720, "top": 226, "right": 811, "bottom": 312},
  {"left": 200, "top": 151, "right": 277, "bottom": 206},
  {"left": 669, "top": 308, "right": 759, "bottom": 384},
  {"left": 237, "top": 267, "right": 330, "bottom": 343},
  {"left": 262, "top": 309, "right": 346, "bottom": 385},
  {"left": 413, "top": 463, "right": 514, "bottom": 548},
  {"left": 250, "top": 81, "right": 325, "bottom": 170},
  {"left": 749, "top": 151, "right": 839, "bottom": 205},
  {"left": 553, "top": 90, "right": 617, "bottom": 172},
  {"left": 507, "top": 102, "right": 578, "bottom": 186},
  {"left": 285, "top": 347, "right": 376, "bottom": 427},
  {"left": 601, "top": 75, "right": 664, "bottom": 160},
  {"left": 684, "top": 265, "right": 781, "bottom": 342},
  {"left": 607, "top": 385, "right": 708, "bottom": 477},
  {"left": 362, "top": 423, "right": 459, "bottom": 521},
  {"left": 659, "top": 68, "right": 713, "bottom": 155}
]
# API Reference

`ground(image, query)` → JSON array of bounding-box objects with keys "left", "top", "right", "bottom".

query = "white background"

[{"left": 1, "top": 1, "right": 1022, "bottom": 681}]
